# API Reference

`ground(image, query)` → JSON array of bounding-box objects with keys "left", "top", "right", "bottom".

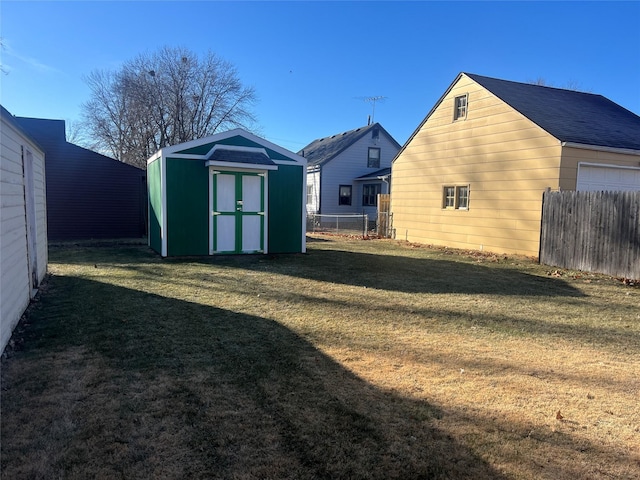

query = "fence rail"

[
  {"left": 539, "top": 190, "right": 640, "bottom": 279},
  {"left": 307, "top": 213, "right": 369, "bottom": 237}
]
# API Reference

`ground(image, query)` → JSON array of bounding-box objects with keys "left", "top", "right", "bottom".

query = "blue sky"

[{"left": 2, "top": 1, "right": 639, "bottom": 153}]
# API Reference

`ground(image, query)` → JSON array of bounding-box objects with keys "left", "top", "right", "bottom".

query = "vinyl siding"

[
  {"left": 319, "top": 133, "right": 398, "bottom": 215},
  {"left": 306, "top": 170, "right": 320, "bottom": 214},
  {"left": 44, "top": 143, "right": 146, "bottom": 240},
  {"left": 1, "top": 111, "right": 47, "bottom": 353},
  {"left": 559, "top": 146, "right": 640, "bottom": 191},
  {"left": 14, "top": 118, "right": 147, "bottom": 241},
  {"left": 391, "top": 74, "right": 561, "bottom": 256}
]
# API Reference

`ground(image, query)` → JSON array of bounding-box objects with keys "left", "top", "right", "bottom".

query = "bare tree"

[
  {"left": 528, "top": 77, "right": 591, "bottom": 92},
  {"left": 81, "top": 46, "right": 257, "bottom": 168},
  {"left": 0, "top": 38, "right": 9, "bottom": 75}
]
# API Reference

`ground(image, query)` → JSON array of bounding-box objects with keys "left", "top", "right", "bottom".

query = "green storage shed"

[{"left": 147, "top": 129, "right": 306, "bottom": 256}]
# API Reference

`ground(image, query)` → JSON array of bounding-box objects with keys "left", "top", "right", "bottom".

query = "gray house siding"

[
  {"left": 302, "top": 123, "right": 400, "bottom": 218},
  {"left": 320, "top": 134, "right": 395, "bottom": 216}
]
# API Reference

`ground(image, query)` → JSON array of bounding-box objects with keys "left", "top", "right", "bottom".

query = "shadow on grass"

[
  {"left": 47, "top": 246, "right": 640, "bottom": 354},
  {"left": 2, "top": 275, "right": 507, "bottom": 480},
  {"left": 89, "top": 244, "right": 585, "bottom": 298}
]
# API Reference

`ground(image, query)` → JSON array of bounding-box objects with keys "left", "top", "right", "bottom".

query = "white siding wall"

[
  {"left": 1, "top": 110, "right": 47, "bottom": 353},
  {"left": 305, "top": 170, "right": 320, "bottom": 214},
  {"left": 319, "top": 132, "right": 398, "bottom": 215}
]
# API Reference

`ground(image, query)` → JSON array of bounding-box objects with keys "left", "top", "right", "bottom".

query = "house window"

[
  {"left": 368, "top": 147, "right": 380, "bottom": 168},
  {"left": 362, "top": 184, "right": 381, "bottom": 207},
  {"left": 443, "top": 186, "right": 456, "bottom": 208},
  {"left": 372, "top": 127, "right": 380, "bottom": 141},
  {"left": 339, "top": 185, "right": 352, "bottom": 205},
  {"left": 457, "top": 185, "right": 469, "bottom": 209},
  {"left": 443, "top": 185, "right": 470, "bottom": 210},
  {"left": 306, "top": 184, "right": 313, "bottom": 205},
  {"left": 454, "top": 94, "right": 468, "bottom": 121}
]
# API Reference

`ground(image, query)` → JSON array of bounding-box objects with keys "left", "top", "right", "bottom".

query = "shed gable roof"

[
  {"left": 151, "top": 128, "right": 306, "bottom": 166},
  {"left": 466, "top": 73, "right": 640, "bottom": 151},
  {"left": 300, "top": 123, "right": 401, "bottom": 168}
]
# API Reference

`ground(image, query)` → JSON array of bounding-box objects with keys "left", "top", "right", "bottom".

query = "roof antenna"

[
  {"left": 362, "top": 96, "right": 386, "bottom": 124},
  {"left": 355, "top": 96, "right": 387, "bottom": 124}
]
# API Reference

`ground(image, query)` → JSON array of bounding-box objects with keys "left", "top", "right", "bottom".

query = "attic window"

[
  {"left": 453, "top": 94, "right": 468, "bottom": 121},
  {"left": 367, "top": 147, "right": 380, "bottom": 168},
  {"left": 372, "top": 127, "right": 379, "bottom": 140}
]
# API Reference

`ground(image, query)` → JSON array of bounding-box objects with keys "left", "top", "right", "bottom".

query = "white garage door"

[{"left": 576, "top": 163, "right": 640, "bottom": 192}]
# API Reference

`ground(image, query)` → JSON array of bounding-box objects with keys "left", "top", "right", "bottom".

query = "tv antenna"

[{"left": 357, "top": 96, "right": 387, "bottom": 124}]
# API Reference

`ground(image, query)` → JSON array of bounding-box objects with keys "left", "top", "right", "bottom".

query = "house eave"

[{"left": 561, "top": 142, "right": 640, "bottom": 157}]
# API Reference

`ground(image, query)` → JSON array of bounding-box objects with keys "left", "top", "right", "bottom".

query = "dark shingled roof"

[
  {"left": 208, "top": 148, "right": 276, "bottom": 166},
  {"left": 355, "top": 167, "right": 391, "bottom": 179},
  {"left": 299, "top": 123, "right": 400, "bottom": 167},
  {"left": 466, "top": 73, "right": 640, "bottom": 151}
]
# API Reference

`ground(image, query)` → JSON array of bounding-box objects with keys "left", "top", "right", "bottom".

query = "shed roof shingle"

[{"left": 208, "top": 148, "right": 276, "bottom": 166}]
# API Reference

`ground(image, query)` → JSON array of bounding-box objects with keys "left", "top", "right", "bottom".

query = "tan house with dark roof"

[{"left": 391, "top": 73, "right": 640, "bottom": 257}]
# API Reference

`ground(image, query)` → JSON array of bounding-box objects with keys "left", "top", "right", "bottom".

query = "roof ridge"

[
  {"left": 464, "top": 72, "right": 603, "bottom": 97},
  {"left": 311, "top": 123, "right": 376, "bottom": 144}
]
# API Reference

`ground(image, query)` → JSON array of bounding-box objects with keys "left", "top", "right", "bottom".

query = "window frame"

[
  {"left": 442, "top": 185, "right": 470, "bottom": 210},
  {"left": 367, "top": 147, "right": 381, "bottom": 168},
  {"left": 362, "top": 183, "right": 381, "bottom": 207},
  {"left": 443, "top": 186, "right": 456, "bottom": 208},
  {"left": 338, "top": 184, "right": 352, "bottom": 206},
  {"left": 453, "top": 94, "right": 468, "bottom": 121},
  {"left": 306, "top": 184, "right": 313, "bottom": 205},
  {"left": 456, "top": 185, "right": 469, "bottom": 210}
]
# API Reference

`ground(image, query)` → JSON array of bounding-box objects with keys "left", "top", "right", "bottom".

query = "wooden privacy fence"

[
  {"left": 377, "top": 194, "right": 392, "bottom": 237},
  {"left": 539, "top": 190, "right": 640, "bottom": 279}
]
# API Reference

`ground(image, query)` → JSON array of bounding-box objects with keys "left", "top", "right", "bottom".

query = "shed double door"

[{"left": 212, "top": 172, "right": 265, "bottom": 253}]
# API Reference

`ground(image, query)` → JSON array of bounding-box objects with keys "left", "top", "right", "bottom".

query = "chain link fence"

[{"left": 307, "top": 213, "right": 369, "bottom": 237}]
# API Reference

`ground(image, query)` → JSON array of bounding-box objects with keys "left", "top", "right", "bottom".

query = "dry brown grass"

[{"left": 1, "top": 235, "right": 639, "bottom": 479}]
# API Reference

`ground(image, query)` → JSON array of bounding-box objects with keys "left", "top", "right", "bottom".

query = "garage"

[
  {"left": 147, "top": 129, "right": 307, "bottom": 257},
  {"left": 576, "top": 162, "right": 640, "bottom": 192}
]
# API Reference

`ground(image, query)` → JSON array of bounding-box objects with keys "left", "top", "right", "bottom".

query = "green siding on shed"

[
  {"left": 166, "top": 157, "right": 209, "bottom": 256},
  {"left": 268, "top": 164, "right": 304, "bottom": 253},
  {"left": 147, "top": 159, "right": 163, "bottom": 254}
]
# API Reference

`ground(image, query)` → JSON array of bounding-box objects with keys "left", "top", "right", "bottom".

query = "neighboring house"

[
  {"left": 14, "top": 117, "right": 146, "bottom": 241},
  {"left": 391, "top": 72, "right": 640, "bottom": 257},
  {"left": 1, "top": 105, "right": 48, "bottom": 353},
  {"left": 147, "top": 129, "right": 306, "bottom": 256},
  {"left": 300, "top": 123, "right": 401, "bottom": 219}
]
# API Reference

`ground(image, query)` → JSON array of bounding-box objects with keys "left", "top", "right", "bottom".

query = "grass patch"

[{"left": 2, "top": 235, "right": 639, "bottom": 479}]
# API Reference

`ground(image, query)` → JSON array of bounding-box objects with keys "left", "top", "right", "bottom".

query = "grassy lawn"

[{"left": 1, "top": 235, "right": 639, "bottom": 479}]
